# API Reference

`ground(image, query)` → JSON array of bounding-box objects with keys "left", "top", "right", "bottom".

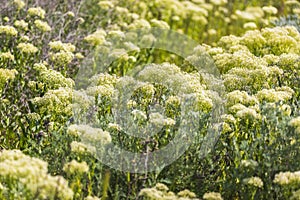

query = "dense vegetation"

[{"left": 0, "top": 0, "right": 300, "bottom": 199}]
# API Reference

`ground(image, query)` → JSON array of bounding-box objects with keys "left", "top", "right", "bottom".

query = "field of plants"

[{"left": 0, "top": 0, "right": 300, "bottom": 199}]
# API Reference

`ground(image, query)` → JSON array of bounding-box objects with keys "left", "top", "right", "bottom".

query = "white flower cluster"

[
  {"left": 226, "top": 90, "right": 258, "bottom": 107},
  {"left": 85, "top": 196, "right": 101, "bottom": 200},
  {"left": 85, "top": 73, "right": 118, "bottom": 99},
  {"left": 13, "top": 0, "right": 25, "bottom": 10},
  {"left": 0, "top": 149, "right": 73, "bottom": 199},
  {"left": 255, "top": 87, "right": 294, "bottom": 103},
  {"left": 262, "top": 6, "right": 278, "bottom": 15},
  {"left": 63, "top": 160, "right": 89, "bottom": 175},
  {"left": 149, "top": 112, "right": 176, "bottom": 126},
  {"left": 0, "top": 25, "right": 18, "bottom": 36},
  {"left": 27, "top": 7, "right": 46, "bottom": 19},
  {"left": 70, "top": 141, "right": 96, "bottom": 154},
  {"left": 14, "top": 19, "right": 28, "bottom": 30},
  {"left": 84, "top": 29, "right": 107, "bottom": 46},
  {"left": 98, "top": 1, "right": 114, "bottom": 10},
  {"left": 241, "top": 159, "right": 258, "bottom": 168},
  {"left": 0, "top": 68, "right": 17, "bottom": 92},
  {"left": 243, "top": 176, "right": 264, "bottom": 188},
  {"left": 150, "top": 19, "right": 170, "bottom": 29},
  {"left": 34, "top": 19, "right": 51, "bottom": 32},
  {"left": 203, "top": 26, "right": 300, "bottom": 98},
  {"left": 225, "top": 90, "right": 261, "bottom": 120},
  {"left": 291, "top": 189, "right": 300, "bottom": 200},
  {"left": 0, "top": 51, "right": 14, "bottom": 61},
  {"left": 72, "top": 89, "right": 94, "bottom": 114},
  {"left": 68, "top": 124, "right": 112, "bottom": 146},
  {"left": 289, "top": 116, "right": 300, "bottom": 134},
  {"left": 203, "top": 192, "right": 223, "bottom": 200},
  {"left": 135, "top": 63, "right": 214, "bottom": 113},
  {"left": 33, "top": 63, "right": 74, "bottom": 89},
  {"left": 48, "top": 40, "right": 76, "bottom": 66},
  {"left": 49, "top": 41, "right": 76, "bottom": 53},
  {"left": 139, "top": 183, "right": 199, "bottom": 200},
  {"left": 17, "top": 42, "right": 38, "bottom": 54},
  {"left": 235, "top": 7, "right": 264, "bottom": 21},
  {"left": 31, "top": 87, "right": 73, "bottom": 118},
  {"left": 273, "top": 171, "right": 300, "bottom": 185}
]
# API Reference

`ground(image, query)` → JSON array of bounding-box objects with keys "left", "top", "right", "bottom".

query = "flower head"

[
  {"left": 34, "top": 19, "right": 51, "bottom": 32},
  {"left": 0, "top": 25, "right": 18, "bottom": 36},
  {"left": 243, "top": 177, "right": 264, "bottom": 188},
  {"left": 98, "top": 1, "right": 114, "bottom": 10},
  {"left": 274, "top": 171, "right": 300, "bottom": 185},
  {"left": 14, "top": 20, "right": 28, "bottom": 30},
  {"left": 13, "top": 0, "right": 25, "bottom": 10},
  {"left": 49, "top": 41, "right": 76, "bottom": 52},
  {"left": 0, "top": 52, "right": 14, "bottom": 61},
  {"left": 203, "top": 192, "right": 223, "bottom": 200},
  {"left": 262, "top": 6, "right": 278, "bottom": 15},
  {"left": 0, "top": 150, "right": 73, "bottom": 200},
  {"left": 0, "top": 69, "right": 18, "bottom": 91},
  {"left": 28, "top": 7, "right": 46, "bottom": 18},
  {"left": 34, "top": 20, "right": 51, "bottom": 32},
  {"left": 84, "top": 29, "right": 107, "bottom": 46},
  {"left": 17, "top": 43, "right": 38, "bottom": 54},
  {"left": 63, "top": 160, "right": 89, "bottom": 175}
]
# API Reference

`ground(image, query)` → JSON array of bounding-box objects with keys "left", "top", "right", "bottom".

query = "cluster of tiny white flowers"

[
  {"left": 0, "top": 150, "right": 73, "bottom": 199},
  {"left": 27, "top": 7, "right": 46, "bottom": 19},
  {"left": 243, "top": 176, "right": 264, "bottom": 188},
  {"left": 203, "top": 192, "right": 223, "bottom": 200},
  {"left": 49, "top": 41, "right": 76, "bottom": 52},
  {"left": 255, "top": 87, "right": 294, "bottom": 103},
  {"left": 291, "top": 189, "right": 300, "bottom": 200},
  {"left": 243, "top": 22, "right": 257, "bottom": 30},
  {"left": 17, "top": 42, "right": 38, "bottom": 54},
  {"left": 149, "top": 112, "right": 176, "bottom": 126},
  {"left": 50, "top": 50, "right": 75, "bottom": 65},
  {"left": 235, "top": 7, "right": 264, "bottom": 21},
  {"left": 139, "top": 183, "right": 199, "bottom": 200},
  {"left": 84, "top": 29, "right": 107, "bottom": 46},
  {"left": 63, "top": 160, "right": 89, "bottom": 175},
  {"left": 236, "top": 106, "right": 261, "bottom": 120},
  {"left": 274, "top": 171, "right": 300, "bottom": 185},
  {"left": 128, "top": 19, "right": 151, "bottom": 30},
  {"left": 33, "top": 63, "right": 74, "bottom": 89},
  {"left": 89, "top": 73, "right": 118, "bottom": 86},
  {"left": 34, "top": 19, "right": 51, "bottom": 32},
  {"left": 150, "top": 19, "right": 170, "bottom": 29},
  {"left": 0, "top": 51, "right": 14, "bottom": 61},
  {"left": 70, "top": 141, "right": 96, "bottom": 154},
  {"left": 131, "top": 109, "right": 147, "bottom": 121},
  {"left": 262, "top": 6, "right": 278, "bottom": 15},
  {"left": 289, "top": 117, "right": 300, "bottom": 134},
  {"left": 13, "top": 0, "right": 25, "bottom": 10},
  {"left": 226, "top": 90, "right": 258, "bottom": 107},
  {"left": 14, "top": 19, "right": 28, "bottom": 30},
  {"left": 86, "top": 84, "right": 115, "bottom": 98},
  {"left": 85, "top": 196, "right": 101, "bottom": 200},
  {"left": 98, "top": 1, "right": 114, "bottom": 11},
  {"left": 31, "top": 87, "right": 73, "bottom": 118},
  {"left": 69, "top": 124, "right": 112, "bottom": 146},
  {"left": 0, "top": 25, "right": 18, "bottom": 36},
  {"left": 107, "top": 123, "right": 122, "bottom": 131},
  {"left": 0, "top": 68, "right": 17, "bottom": 92},
  {"left": 241, "top": 159, "right": 258, "bottom": 168}
]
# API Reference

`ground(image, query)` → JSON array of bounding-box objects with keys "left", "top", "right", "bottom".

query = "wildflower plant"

[{"left": 0, "top": 0, "right": 300, "bottom": 199}]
